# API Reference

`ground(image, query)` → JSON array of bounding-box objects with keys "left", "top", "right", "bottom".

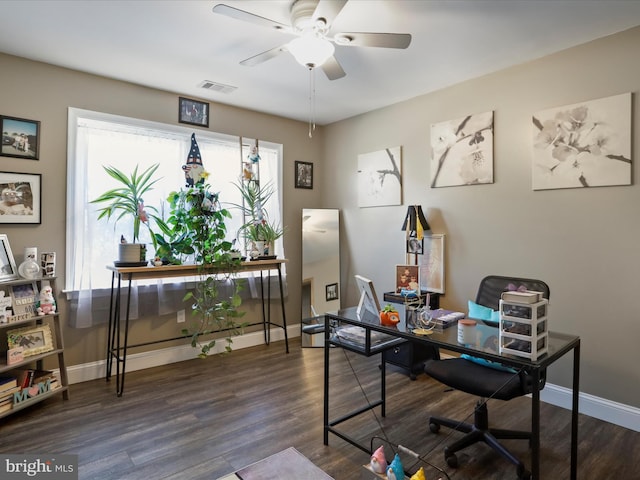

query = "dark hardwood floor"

[{"left": 1, "top": 337, "right": 638, "bottom": 479}]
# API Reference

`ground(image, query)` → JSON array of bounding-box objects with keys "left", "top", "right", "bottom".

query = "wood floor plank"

[{"left": 0, "top": 338, "right": 639, "bottom": 479}]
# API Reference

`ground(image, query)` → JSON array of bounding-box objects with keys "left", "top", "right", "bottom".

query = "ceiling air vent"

[{"left": 198, "top": 80, "right": 237, "bottom": 94}]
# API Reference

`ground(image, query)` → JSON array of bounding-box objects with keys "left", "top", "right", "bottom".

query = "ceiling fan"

[{"left": 212, "top": 0, "right": 412, "bottom": 80}]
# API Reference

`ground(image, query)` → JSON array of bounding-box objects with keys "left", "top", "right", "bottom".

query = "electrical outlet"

[{"left": 177, "top": 309, "right": 186, "bottom": 323}]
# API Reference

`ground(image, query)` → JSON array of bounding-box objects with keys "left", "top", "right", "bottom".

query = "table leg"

[
  {"left": 106, "top": 272, "right": 117, "bottom": 381},
  {"left": 116, "top": 274, "right": 133, "bottom": 397},
  {"left": 277, "top": 264, "right": 289, "bottom": 353}
]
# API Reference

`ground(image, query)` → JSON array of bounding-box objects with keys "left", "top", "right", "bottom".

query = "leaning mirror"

[{"left": 301, "top": 208, "right": 340, "bottom": 347}]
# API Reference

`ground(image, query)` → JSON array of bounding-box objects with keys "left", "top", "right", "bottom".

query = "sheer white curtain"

[{"left": 66, "top": 108, "right": 285, "bottom": 328}]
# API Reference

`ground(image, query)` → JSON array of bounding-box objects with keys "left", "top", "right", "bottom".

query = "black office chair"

[{"left": 424, "top": 275, "right": 550, "bottom": 480}]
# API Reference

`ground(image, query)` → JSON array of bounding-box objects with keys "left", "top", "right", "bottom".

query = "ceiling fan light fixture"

[{"left": 288, "top": 33, "right": 335, "bottom": 68}]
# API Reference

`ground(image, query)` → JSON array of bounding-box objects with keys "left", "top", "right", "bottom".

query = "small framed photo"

[
  {"left": 0, "top": 234, "right": 18, "bottom": 282},
  {"left": 10, "top": 282, "right": 39, "bottom": 317},
  {"left": 406, "top": 237, "right": 424, "bottom": 254},
  {"left": 295, "top": 161, "right": 313, "bottom": 189},
  {"left": 325, "top": 282, "right": 338, "bottom": 301},
  {"left": 7, "top": 324, "right": 54, "bottom": 357},
  {"left": 178, "top": 97, "right": 209, "bottom": 128},
  {"left": 396, "top": 264, "right": 419, "bottom": 294},
  {"left": 0, "top": 115, "right": 40, "bottom": 160},
  {"left": 0, "top": 171, "right": 41, "bottom": 224}
]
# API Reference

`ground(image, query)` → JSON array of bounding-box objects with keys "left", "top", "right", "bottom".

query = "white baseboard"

[
  {"left": 540, "top": 383, "right": 640, "bottom": 432},
  {"left": 64, "top": 324, "right": 300, "bottom": 385},
  {"left": 62, "top": 325, "right": 640, "bottom": 433}
]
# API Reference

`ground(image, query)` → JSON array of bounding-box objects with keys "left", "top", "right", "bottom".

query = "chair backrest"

[{"left": 475, "top": 275, "right": 550, "bottom": 311}]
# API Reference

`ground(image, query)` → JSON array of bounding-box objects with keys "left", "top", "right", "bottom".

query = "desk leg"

[
  {"left": 571, "top": 341, "right": 580, "bottom": 480},
  {"left": 531, "top": 369, "right": 541, "bottom": 480},
  {"left": 381, "top": 355, "right": 386, "bottom": 418},
  {"left": 277, "top": 264, "right": 289, "bottom": 353},
  {"left": 323, "top": 316, "right": 330, "bottom": 445}
]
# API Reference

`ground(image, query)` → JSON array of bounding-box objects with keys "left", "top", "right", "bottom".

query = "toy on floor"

[
  {"left": 370, "top": 445, "right": 387, "bottom": 474},
  {"left": 410, "top": 466, "right": 426, "bottom": 480},
  {"left": 386, "top": 453, "right": 404, "bottom": 480}
]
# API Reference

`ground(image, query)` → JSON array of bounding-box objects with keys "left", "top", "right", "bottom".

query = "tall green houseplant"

[
  {"left": 91, "top": 164, "right": 161, "bottom": 261},
  {"left": 164, "top": 180, "right": 246, "bottom": 357}
]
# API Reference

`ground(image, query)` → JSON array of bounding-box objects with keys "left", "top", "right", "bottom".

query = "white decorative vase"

[{"left": 18, "top": 247, "right": 41, "bottom": 279}]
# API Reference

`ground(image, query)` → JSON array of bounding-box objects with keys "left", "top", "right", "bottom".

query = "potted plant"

[
  {"left": 231, "top": 179, "right": 284, "bottom": 258},
  {"left": 91, "top": 164, "right": 161, "bottom": 264},
  {"left": 163, "top": 178, "right": 246, "bottom": 357},
  {"left": 380, "top": 304, "right": 400, "bottom": 326}
]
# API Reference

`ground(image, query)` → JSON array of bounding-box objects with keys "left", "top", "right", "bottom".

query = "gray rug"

[{"left": 233, "top": 447, "right": 334, "bottom": 480}]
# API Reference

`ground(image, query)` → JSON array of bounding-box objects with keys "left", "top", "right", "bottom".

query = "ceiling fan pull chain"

[{"left": 308, "top": 66, "right": 316, "bottom": 138}]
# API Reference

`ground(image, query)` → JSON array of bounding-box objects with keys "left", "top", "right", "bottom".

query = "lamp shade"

[
  {"left": 401, "top": 205, "right": 430, "bottom": 239},
  {"left": 288, "top": 33, "right": 335, "bottom": 68}
]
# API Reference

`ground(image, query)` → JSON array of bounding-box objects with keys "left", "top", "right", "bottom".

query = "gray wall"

[
  {"left": 1, "top": 24, "right": 639, "bottom": 410},
  {"left": 323, "top": 26, "right": 640, "bottom": 408},
  {"left": 0, "top": 52, "right": 323, "bottom": 368}
]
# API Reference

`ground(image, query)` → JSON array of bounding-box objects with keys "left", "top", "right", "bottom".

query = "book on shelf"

[
  {"left": 0, "top": 402, "right": 12, "bottom": 414},
  {"left": 0, "top": 386, "right": 21, "bottom": 401},
  {"left": 13, "top": 369, "right": 55, "bottom": 389},
  {"left": 500, "top": 290, "right": 544, "bottom": 304},
  {"left": 0, "top": 376, "right": 18, "bottom": 392}
]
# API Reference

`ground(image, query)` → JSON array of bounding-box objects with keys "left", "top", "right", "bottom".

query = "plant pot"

[{"left": 118, "top": 243, "right": 146, "bottom": 263}]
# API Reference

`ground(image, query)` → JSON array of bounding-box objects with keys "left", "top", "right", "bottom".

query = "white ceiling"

[{"left": 1, "top": 0, "right": 640, "bottom": 125}]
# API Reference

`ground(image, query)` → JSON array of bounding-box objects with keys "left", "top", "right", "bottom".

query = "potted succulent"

[
  {"left": 91, "top": 164, "right": 161, "bottom": 264},
  {"left": 380, "top": 304, "right": 400, "bottom": 326}
]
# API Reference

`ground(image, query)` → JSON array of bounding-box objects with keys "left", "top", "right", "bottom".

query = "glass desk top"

[{"left": 326, "top": 306, "right": 579, "bottom": 369}]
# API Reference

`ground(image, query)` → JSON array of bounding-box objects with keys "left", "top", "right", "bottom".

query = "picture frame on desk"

[
  {"left": 7, "top": 324, "right": 54, "bottom": 357},
  {"left": 395, "top": 264, "right": 419, "bottom": 294},
  {"left": 0, "top": 234, "right": 18, "bottom": 281}
]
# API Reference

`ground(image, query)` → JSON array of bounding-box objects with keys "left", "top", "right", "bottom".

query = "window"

[{"left": 66, "top": 108, "right": 283, "bottom": 325}]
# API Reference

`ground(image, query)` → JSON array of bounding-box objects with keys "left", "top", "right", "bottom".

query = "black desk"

[
  {"left": 323, "top": 307, "right": 580, "bottom": 480},
  {"left": 106, "top": 260, "right": 289, "bottom": 396}
]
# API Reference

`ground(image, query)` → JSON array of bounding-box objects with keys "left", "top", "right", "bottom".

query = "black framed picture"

[
  {"left": 178, "top": 97, "right": 209, "bottom": 128},
  {"left": 326, "top": 282, "right": 338, "bottom": 301},
  {"left": 1, "top": 115, "right": 40, "bottom": 160},
  {"left": 295, "top": 161, "right": 313, "bottom": 189},
  {"left": 406, "top": 237, "right": 424, "bottom": 254},
  {"left": 0, "top": 171, "right": 41, "bottom": 224}
]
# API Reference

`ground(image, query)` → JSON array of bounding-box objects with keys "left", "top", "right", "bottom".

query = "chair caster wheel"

[
  {"left": 517, "top": 465, "right": 531, "bottom": 479},
  {"left": 444, "top": 449, "right": 458, "bottom": 468},
  {"left": 429, "top": 422, "right": 440, "bottom": 434}
]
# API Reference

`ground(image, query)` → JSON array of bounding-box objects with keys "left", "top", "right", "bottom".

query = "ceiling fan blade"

[
  {"left": 321, "top": 55, "right": 346, "bottom": 80},
  {"left": 240, "top": 45, "right": 288, "bottom": 67},
  {"left": 335, "top": 32, "right": 412, "bottom": 49},
  {"left": 212, "top": 4, "right": 293, "bottom": 33},
  {"left": 312, "top": 0, "right": 348, "bottom": 28}
]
